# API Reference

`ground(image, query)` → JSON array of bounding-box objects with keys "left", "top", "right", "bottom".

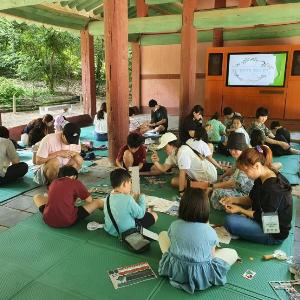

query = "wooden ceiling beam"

[
  {"left": 194, "top": 2, "right": 300, "bottom": 30},
  {"left": 2, "top": 5, "right": 88, "bottom": 30}
]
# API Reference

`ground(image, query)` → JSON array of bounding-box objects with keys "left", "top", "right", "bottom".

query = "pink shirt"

[{"left": 37, "top": 132, "right": 81, "bottom": 166}]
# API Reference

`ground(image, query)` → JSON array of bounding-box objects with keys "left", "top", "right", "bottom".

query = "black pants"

[
  {"left": 0, "top": 162, "right": 28, "bottom": 185},
  {"left": 39, "top": 205, "right": 90, "bottom": 221},
  {"left": 268, "top": 129, "right": 291, "bottom": 156},
  {"left": 136, "top": 212, "right": 156, "bottom": 228}
]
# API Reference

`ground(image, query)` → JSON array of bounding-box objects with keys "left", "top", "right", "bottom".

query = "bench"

[{"left": 39, "top": 104, "right": 73, "bottom": 115}]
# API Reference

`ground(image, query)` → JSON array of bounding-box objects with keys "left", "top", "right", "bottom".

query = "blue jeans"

[
  {"left": 224, "top": 214, "right": 283, "bottom": 245},
  {"left": 94, "top": 132, "right": 108, "bottom": 141}
]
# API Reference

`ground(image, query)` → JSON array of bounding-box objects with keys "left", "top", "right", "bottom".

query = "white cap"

[{"left": 156, "top": 132, "right": 177, "bottom": 149}]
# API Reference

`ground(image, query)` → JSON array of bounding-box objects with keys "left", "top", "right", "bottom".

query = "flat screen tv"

[{"left": 226, "top": 52, "right": 287, "bottom": 87}]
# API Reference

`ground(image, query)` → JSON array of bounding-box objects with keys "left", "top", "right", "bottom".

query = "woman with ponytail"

[
  {"left": 220, "top": 145, "right": 292, "bottom": 245},
  {"left": 93, "top": 102, "right": 108, "bottom": 141}
]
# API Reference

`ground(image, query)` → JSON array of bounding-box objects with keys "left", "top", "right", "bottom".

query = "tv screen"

[{"left": 226, "top": 52, "right": 287, "bottom": 87}]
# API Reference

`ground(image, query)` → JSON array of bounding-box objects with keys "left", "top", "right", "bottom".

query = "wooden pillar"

[
  {"left": 213, "top": 0, "right": 225, "bottom": 47},
  {"left": 213, "top": 28, "right": 224, "bottom": 47},
  {"left": 239, "top": 0, "right": 254, "bottom": 7},
  {"left": 179, "top": 0, "right": 197, "bottom": 125},
  {"left": 136, "top": 0, "right": 148, "bottom": 17},
  {"left": 80, "top": 30, "right": 96, "bottom": 117},
  {"left": 0, "top": 112, "right": 2, "bottom": 126},
  {"left": 132, "top": 42, "right": 141, "bottom": 109},
  {"left": 104, "top": 0, "right": 129, "bottom": 162},
  {"left": 131, "top": 0, "right": 148, "bottom": 111}
]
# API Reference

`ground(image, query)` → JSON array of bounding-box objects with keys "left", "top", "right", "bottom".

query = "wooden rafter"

[
  {"left": 42, "top": 3, "right": 101, "bottom": 19},
  {"left": 0, "top": 0, "right": 61, "bottom": 10}
]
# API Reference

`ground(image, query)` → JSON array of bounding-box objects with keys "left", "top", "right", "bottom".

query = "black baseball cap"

[
  {"left": 63, "top": 122, "right": 81, "bottom": 145},
  {"left": 227, "top": 132, "right": 248, "bottom": 151}
]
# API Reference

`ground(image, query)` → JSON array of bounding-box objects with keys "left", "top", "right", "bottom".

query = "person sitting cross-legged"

[
  {"left": 34, "top": 122, "right": 83, "bottom": 185},
  {"left": 158, "top": 188, "right": 238, "bottom": 294},
  {"left": 116, "top": 132, "right": 159, "bottom": 175},
  {"left": 248, "top": 107, "right": 298, "bottom": 156},
  {"left": 221, "top": 146, "right": 292, "bottom": 245},
  {"left": 151, "top": 132, "right": 217, "bottom": 197},
  {"left": 0, "top": 126, "right": 28, "bottom": 185},
  {"left": 104, "top": 168, "right": 158, "bottom": 237},
  {"left": 33, "top": 166, "right": 104, "bottom": 228},
  {"left": 147, "top": 99, "right": 168, "bottom": 134}
]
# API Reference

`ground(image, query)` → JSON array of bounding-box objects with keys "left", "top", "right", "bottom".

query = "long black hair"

[
  {"left": 189, "top": 105, "right": 204, "bottom": 118},
  {"left": 97, "top": 102, "right": 107, "bottom": 120}
]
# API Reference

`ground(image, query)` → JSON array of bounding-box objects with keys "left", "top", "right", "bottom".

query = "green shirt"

[{"left": 207, "top": 119, "right": 226, "bottom": 142}]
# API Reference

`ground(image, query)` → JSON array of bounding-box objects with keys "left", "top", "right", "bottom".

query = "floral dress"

[{"left": 210, "top": 168, "right": 254, "bottom": 210}]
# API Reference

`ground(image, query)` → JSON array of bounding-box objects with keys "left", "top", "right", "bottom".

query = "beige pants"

[{"left": 158, "top": 231, "right": 238, "bottom": 266}]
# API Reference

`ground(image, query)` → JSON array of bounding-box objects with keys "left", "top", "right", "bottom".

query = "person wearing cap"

[
  {"left": 147, "top": 99, "right": 168, "bottom": 134},
  {"left": 151, "top": 132, "right": 217, "bottom": 195},
  {"left": 34, "top": 122, "right": 83, "bottom": 184},
  {"left": 116, "top": 132, "right": 157, "bottom": 174},
  {"left": 210, "top": 133, "right": 253, "bottom": 210}
]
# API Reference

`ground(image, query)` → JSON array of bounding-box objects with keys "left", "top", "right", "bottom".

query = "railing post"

[
  {"left": 80, "top": 94, "right": 83, "bottom": 107},
  {"left": 13, "top": 94, "right": 16, "bottom": 114}
]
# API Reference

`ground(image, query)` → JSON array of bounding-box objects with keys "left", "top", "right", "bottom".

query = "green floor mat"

[
  {"left": 37, "top": 243, "right": 162, "bottom": 300},
  {"left": 0, "top": 177, "right": 39, "bottom": 203},
  {"left": 80, "top": 126, "right": 108, "bottom": 157},
  {"left": 151, "top": 281, "right": 262, "bottom": 300},
  {"left": 0, "top": 149, "right": 40, "bottom": 203},
  {"left": 11, "top": 282, "right": 92, "bottom": 300},
  {"left": 0, "top": 261, "right": 39, "bottom": 300},
  {"left": 0, "top": 223, "right": 83, "bottom": 273}
]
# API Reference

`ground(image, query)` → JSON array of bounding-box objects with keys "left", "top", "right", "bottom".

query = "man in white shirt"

[{"left": 151, "top": 132, "right": 217, "bottom": 196}]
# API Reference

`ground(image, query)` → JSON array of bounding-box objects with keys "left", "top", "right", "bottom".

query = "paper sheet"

[
  {"left": 130, "top": 166, "right": 140, "bottom": 194},
  {"left": 145, "top": 195, "right": 178, "bottom": 216}
]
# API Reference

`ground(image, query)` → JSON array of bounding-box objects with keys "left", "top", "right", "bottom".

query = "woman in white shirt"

[{"left": 94, "top": 102, "right": 108, "bottom": 141}]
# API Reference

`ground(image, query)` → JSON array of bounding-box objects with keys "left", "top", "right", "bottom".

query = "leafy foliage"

[{"left": 0, "top": 19, "right": 81, "bottom": 92}]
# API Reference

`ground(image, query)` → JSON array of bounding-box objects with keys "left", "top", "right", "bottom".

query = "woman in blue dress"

[{"left": 158, "top": 188, "right": 238, "bottom": 294}]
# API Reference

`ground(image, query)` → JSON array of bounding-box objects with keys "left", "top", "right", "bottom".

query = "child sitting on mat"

[
  {"left": 116, "top": 132, "right": 156, "bottom": 175},
  {"left": 104, "top": 168, "right": 158, "bottom": 237},
  {"left": 158, "top": 188, "right": 238, "bottom": 294},
  {"left": 221, "top": 145, "right": 292, "bottom": 245},
  {"left": 33, "top": 166, "right": 104, "bottom": 228}
]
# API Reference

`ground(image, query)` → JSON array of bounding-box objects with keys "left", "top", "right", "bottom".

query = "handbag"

[{"left": 106, "top": 194, "right": 150, "bottom": 253}]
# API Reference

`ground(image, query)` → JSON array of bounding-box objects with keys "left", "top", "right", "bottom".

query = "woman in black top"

[
  {"left": 179, "top": 105, "right": 204, "bottom": 144},
  {"left": 23, "top": 114, "right": 54, "bottom": 146},
  {"left": 220, "top": 145, "right": 292, "bottom": 245}
]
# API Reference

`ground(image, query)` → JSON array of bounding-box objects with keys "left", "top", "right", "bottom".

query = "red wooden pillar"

[
  {"left": 132, "top": 42, "right": 141, "bottom": 109},
  {"left": 179, "top": 0, "right": 197, "bottom": 125},
  {"left": 213, "top": 0, "right": 225, "bottom": 47},
  {"left": 104, "top": 0, "right": 129, "bottom": 162},
  {"left": 80, "top": 30, "right": 96, "bottom": 117},
  {"left": 239, "top": 0, "right": 254, "bottom": 7},
  {"left": 213, "top": 28, "right": 224, "bottom": 47},
  {"left": 132, "top": 0, "right": 148, "bottom": 111}
]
